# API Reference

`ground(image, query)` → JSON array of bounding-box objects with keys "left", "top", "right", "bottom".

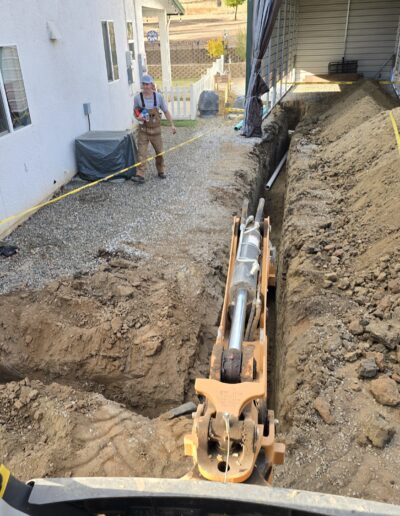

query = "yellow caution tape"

[
  {"left": 0, "top": 464, "right": 10, "bottom": 499},
  {"left": 389, "top": 110, "right": 400, "bottom": 157},
  {"left": 225, "top": 108, "right": 245, "bottom": 113},
  {"left": 0, "top": 132, "right": 205, "bottom": 227}
]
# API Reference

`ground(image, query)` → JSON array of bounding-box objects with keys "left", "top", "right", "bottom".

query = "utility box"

[
  {"left": 83, "top": 103, "right": 91, "bottom": 116},
  {"left": 75, "top": 130, "right": 138, "bottom": 181}
]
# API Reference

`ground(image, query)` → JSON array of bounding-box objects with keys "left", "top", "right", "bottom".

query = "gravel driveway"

[{"left": 0, "top": 118, "right": 256, "bottom": 294}]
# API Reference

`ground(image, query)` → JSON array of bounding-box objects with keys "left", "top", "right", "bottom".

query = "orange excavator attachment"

[{"left": 184, "top": 199, "right": 285, "bottom": 483}]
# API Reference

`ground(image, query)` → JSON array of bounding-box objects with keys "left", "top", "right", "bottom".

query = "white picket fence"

[{"left": 163, "top": 55, "right": 224, "bottom": 120}]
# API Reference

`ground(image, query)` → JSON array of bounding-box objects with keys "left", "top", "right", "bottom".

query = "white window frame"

[
  {"left": 0, "top": 73, "right": 11, "bottom": 136},
  {"left": 126, "top": 21, "right": 136, "bottom": 61},
  {"left": 0, "top": 45, "right": 31, "bottom": 137},
  {"left": 102, "top": 20, "right": 119, "bottom": 82}
]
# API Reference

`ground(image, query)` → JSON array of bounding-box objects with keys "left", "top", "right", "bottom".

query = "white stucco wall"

[{"left": 0, "top": 0, "right": 142, "bottom": 235}]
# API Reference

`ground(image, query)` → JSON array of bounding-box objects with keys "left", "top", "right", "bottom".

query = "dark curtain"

[{"left": 242, "top": 0, "right": 283, "bottom": 137}]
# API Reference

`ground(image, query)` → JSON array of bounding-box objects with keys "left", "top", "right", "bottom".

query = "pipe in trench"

[{"left": 265, "top": 150, "right": 288, "bottom": 191}]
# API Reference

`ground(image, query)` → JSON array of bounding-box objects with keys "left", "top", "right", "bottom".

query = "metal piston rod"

[
  {"left": 229, "top": 288, "right": 248, "bottom": 350},
  {"left": 228, "top": 199, "right": 264, "bottom": 352}
]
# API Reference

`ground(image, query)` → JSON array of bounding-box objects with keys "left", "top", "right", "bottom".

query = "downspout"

[{"left": 343, "top": 0, "right": 351, "bottom": 59}]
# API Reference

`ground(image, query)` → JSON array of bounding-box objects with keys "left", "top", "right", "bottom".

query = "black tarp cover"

[
  {"left": 75, "top": 130, "right": 138, "bottom": 181},
  {"left": 242, "top": 0, "right": 283, "bottom": 137}
]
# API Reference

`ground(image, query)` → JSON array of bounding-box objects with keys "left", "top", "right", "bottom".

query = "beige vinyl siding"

[
  {"left": 345, "top": 0, "right": 400, "bottom": 79},
  {"left": 261, "top": 0, "right": 298, "bottom": 106},
  {"left": 296, "top": 0, "right": 348, "bottom": 80},
  {"left": 296, "top": 0, "right": 400, "bottom": 80}
]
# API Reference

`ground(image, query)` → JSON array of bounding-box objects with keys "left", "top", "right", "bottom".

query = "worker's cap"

[{"left": 141, "top": 74, "right": 154, "bottom": 84}]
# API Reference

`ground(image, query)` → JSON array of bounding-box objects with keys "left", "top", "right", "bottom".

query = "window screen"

[
  {"left": 0, "top": 94, "right": 9, "bottom": 134},
  {"left": 0, "top": 46, "right": 31, "bottom": 130},
  {"left": 127, "top": 21, "right": 135, "bottom": 59},
  {"left": 102, "top": 21, "right": 119, "bottom": 81}
]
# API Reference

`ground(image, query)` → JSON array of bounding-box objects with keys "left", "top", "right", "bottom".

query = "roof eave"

[{"left": 168, "top": 0, "right": 185, "bottom": 16}]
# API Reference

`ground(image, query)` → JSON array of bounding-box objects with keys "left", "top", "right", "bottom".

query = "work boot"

[
  {"left": 131, "top": 175, "right": 145, "bottom": 183},
  {"left": 158, "top": 172, "right": 166, "bottom": 179}
]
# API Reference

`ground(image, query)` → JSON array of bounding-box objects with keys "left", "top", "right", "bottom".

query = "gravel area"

[{"left": 0, "top": 118, "right": 256, "bottom": 294}]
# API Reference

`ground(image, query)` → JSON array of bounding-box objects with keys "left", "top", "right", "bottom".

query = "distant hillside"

[
  {"left": 181, "top": 0, "right": 247, "bottom": 18},
  {"left": 144, "top": 1, "right": 247, "bottom": 43}
]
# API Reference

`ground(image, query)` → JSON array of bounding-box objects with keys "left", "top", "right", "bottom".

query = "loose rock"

[
  {"left": 370, "top": 377, "right": 400, "bottom": 406},
  {"left": 358, "top": 358, "right": 378, "bottom": 379},
  {"left": 111, "top": 317, "right": 123, "bottom": 334},
  {"left": 349, "top": 320, "right": 364, "bottom": 336},
  {"left": 313, "top": 397, "right": 334, "bottom": 424},
  {"left": 388, "top": 279, "right": 400, "bottom": 294},
  {"left": 363, "top": 412, "right": 395, "bottom": 448},
  {"left": 365, "top": 320, "right": 400, "bottom": 350}
]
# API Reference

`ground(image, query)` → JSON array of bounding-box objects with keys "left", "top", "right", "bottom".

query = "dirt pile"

[
  {"left": 0, "top": 253, "right": 218, "bottom": 416},
  {"left": 0, "top": 378, "right": 192, "bottom": 480},
  {"left": 274, "top": 81, "right": 400, "bottom": 504}
]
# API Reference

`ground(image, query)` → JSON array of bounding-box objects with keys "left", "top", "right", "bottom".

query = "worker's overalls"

[{"left": 136, "top": 92, "right": 165, "bottom": 178}]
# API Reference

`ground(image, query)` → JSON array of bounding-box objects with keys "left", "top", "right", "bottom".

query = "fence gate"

[{"left": 163, "top": 56, "right": 224, "bottom": 120}]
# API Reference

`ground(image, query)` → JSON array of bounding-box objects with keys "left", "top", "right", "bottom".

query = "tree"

[
  {"left": 235, "top": 29, "right": 246, "bottom": 61},
  {"left": 224, "top": 0, "right": 246, "bottom": 21},
  {"left": 207, "top": 37, "right": 224, "bottom": 59}
]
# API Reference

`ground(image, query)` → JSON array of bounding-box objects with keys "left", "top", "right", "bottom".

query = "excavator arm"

[
  {"left": 184, "top": 198, "right": 285, "bottom": 484},
  {"left": 2, "top": 201, "right": 400, "bottom": 514}
]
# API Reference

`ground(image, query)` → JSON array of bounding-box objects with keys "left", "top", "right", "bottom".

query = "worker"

[{"left": 133, "top": 74, "right": 176, "bottom": 183}]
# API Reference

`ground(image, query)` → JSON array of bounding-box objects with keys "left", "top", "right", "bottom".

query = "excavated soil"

[
  {"left": 1, "top": 81, "right": 399, "bottom": 509},
  {"left": 274, "top": 81, "right": 400, "bottom": 505},
  {"left": 0, "top": 117, "right": 287, "bottom": 482}
]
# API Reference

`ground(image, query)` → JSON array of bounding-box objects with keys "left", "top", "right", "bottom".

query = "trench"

[
  {"left": 0, "top": 105, "right": 301, "bottom": 424},
  {"left": 0, "top": 104, "right": 303, "bottom": 423},
  {"left": 3, "top": 81, "right": 400, "bottom": 495},
  {"left": 255, "top": 102, "right": 303, "bottom": 415}
]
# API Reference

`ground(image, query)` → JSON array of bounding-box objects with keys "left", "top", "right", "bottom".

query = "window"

[
  {"left": 102, "top": 21, "right": 119, "bottom": 81},
  {"left": 0, "top": 95, "right": 8, "bottom": 135},
  {"left": 0, "top": 46, "right": 31, "bottom": 134},
  {"left": 126, "top": 21, "right": 136, "bottom": 60}
]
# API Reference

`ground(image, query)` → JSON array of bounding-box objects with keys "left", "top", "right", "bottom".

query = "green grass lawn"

[
  {"left": 153, "top": 78, "right": 199, "bottom": 89},
  {"left": 161, "top": 119, "right": 198, "bottom": 128}
]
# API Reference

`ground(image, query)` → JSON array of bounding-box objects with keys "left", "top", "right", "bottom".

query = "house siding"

[
  {"left": 296, "top": 0, "right": 400, "bottom": 80},
  {"left": 0, "top": 0, "right": 141, "bottom": 235}
]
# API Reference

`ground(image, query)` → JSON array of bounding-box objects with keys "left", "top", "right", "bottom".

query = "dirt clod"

[
  {"left": 362, "top": 412, "right": 395, "bottom": 448},
  {"left": 369, "top": 377, "right": 400, "bottom": 407},
  {"left": 358, "top": 358, "right": 378, "bottom": 379},
  {"left": 313, "top": 397, "right": 334, "bottom": 424}
]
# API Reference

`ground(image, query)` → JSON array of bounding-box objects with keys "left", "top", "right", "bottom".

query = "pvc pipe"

[
  {"left": 265, "top": 151, "right": 288, "bottom": 190},
  {"left": 229, "top": 289, "right": 248, "bottom": 351}
]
